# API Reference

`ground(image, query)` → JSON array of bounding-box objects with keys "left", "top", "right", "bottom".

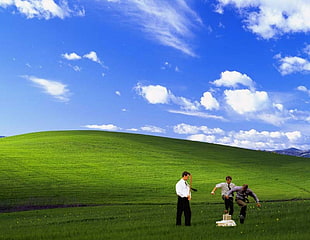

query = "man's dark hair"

[
  {"left": 182, "top": 171, "right": 191, "bottom": 177},
  {"left": 226, "top": 176, "right": 232, "bottom": 180}
]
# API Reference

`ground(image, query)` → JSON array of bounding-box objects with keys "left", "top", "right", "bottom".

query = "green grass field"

[{"left": 0, "top": 130, "right": 309, "bottom": 239}]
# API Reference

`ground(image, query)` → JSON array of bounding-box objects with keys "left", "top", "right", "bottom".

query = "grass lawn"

[{"left": 0, "top": 201, "right": 309, "bottom": 240}]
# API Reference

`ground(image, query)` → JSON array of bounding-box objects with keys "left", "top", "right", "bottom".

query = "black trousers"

[
  {"left": 176, "top": 196, "right": 191, "bottom": 226},
  {"left": 222, "top": 195, "right": 234, "bottom": 215},
  {"left": 236, "top": 199, "right": 247, "bottom": 218}
]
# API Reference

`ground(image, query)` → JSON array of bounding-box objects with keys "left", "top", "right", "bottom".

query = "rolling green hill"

[
  {"left": 0, "top": 130, "right": 309, "bottom": 210},
  {"left": 0, "top": 130, "right": 309, "bottom": 240}
]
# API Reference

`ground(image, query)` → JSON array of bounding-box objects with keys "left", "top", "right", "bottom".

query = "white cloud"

[
  {"left": 200, "top": 92, "right": 220, "bottom": 110},
  {"left": 170, "top": 95, "right": 200, "bottom": 111},
  {"left": 135, "top": 84, "right": 170, "bottom": 104},
  {"left": 62, "top": 52, "right": 82, "bottom": 60},
  {"left": 174, "top": 123, "right": 224, "bottom": 135},
  {"left": 115, "top": 91, "right": 121, "bottom": 96},
  {"left": 62, "top": 51, "right": 107, "bottom": 68},
  {"left": 277, "top": 56, "right": 310, "bottom": 75},
  {"left": 23, "top": 75, "right": 70, "bottom": 102},
  {"left": 168, "top": 110, "right": 226, "bottom": 121},
  {"left": 297, "top": 85, "right": 310, "bottom": 95},
  {"left": 211, "top": 70, "right": 255, "bottom": 90},
  {"left": 135, "top": 83, "right": 199, "bottom": 110},
  {"left": 188, "top": 134, "right": 216, "bottom": 143},
  {"left": 0, "top": 0, "right": 84, "bottom": 19},
  {"left": 273, "top": 103, "right": 284, "bottom": 111},
  {"left": 216, "top": 0, "right": 310, "bottom": 39},
  {"left": 304, "top": 44, "right": 310, "bottom": 56},
  {"left": 255, "top": 113, "right": 286, "bottom": 126},
  {"left": 83, "top": 124, "right": 121, "bottom": 131},
  {"left": 224, "top": 89, "right": 269, "bottom": 114},
  {"left": 141, "top": 125, "right": 166, "bottom": 133},
  {"left": 104, "top": 0, "right": 202, "bottom": 56},
  {"left": 83, "top": 51, "right": 101, "bottom": 64},
  {"left": 175, "top": 125, "right": 308, "bottom": 150},
  {"left": 285, "top": 131, "right": 301, "bottom": 142}
]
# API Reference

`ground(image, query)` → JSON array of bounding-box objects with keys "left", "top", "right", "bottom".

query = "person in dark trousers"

[
  {"left": 176, "top": 171, "right": 191, "bottom": 226},
  {"left": 211, "top": 176, "right": 235, "bottom": 215},
  {"left": 225, "top": 184, "right": 261, "bottom": 224}
]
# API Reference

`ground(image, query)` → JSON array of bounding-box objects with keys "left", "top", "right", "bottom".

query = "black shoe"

[{"left": 239, "top": 215, "right": 245, "bottom": 224}]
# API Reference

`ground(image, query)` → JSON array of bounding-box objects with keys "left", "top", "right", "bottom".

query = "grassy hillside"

[
  {"left": 0, "top": 130, "right": 309, "bottom": 240},
  {"left": 0, "top": 130, "right": 309, "bottom": 210}
]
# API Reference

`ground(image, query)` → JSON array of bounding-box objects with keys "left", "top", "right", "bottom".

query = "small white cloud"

[
  {"left": 170, "top": 95, "right": 200, "bottom": 111},
  {"left": 277, "top": 56, "right": 310, "bottom": 75},
  {"left": 62, "top": 52, "right": 82, "bottom": 60},
  {"left": 83, "top": 124, "right": 121, "bottom": 131},
  {"left": 23, "top": 75, "right": 70, "bottom": 102},
  {"left": 188, "top": 134, "right": 216, "bottom": 143},
  {"left": 62, "top": 51, "right": 107, "bottom": 68},
  {"left": 285, "top": 131, "right": 302, "bottom": 142},
  {"left": 297, "top": 85, "right": 310, "bottom": 95},
  {"left": 115, "top": 91, "right": 121, "bottom": 96},
  {"left": 273, "top": 103, "right": 284, "bottom": 111},
  {"left": 256, "top": 113, "right": 286, "bottom": 126},
  {"left": 174, "top": 123, "right": 224, "bottom": 135},
  {"left": 71, "top": 65, "right": 81, "bottom": 72},
  {"left": 304, "top": 44, "right": 310, "bottom": 56},
  {"left": 211, "top": 70, "right": 255, "bottom": 90},
  {"left": 83, "top": 51, "right": 101, "bottom": 64},
  {"left": 140, "top": 125, "right": 166, "bottom": 133},
  {"left": 135, "top": 84, "right": 170, "bottom": 104},
  {"left": 0, "top": 0, "right": 84, "bottom": 19},
  {"left": 168, "top": 109, "right": 226, "bottom": 121},
  {"left": 200, "top": 92, "right": 220, "bottom": 110},
  {"left": 135, "top": 83, "right": 200, "bottom": 111},
  {"left": 224, "top": 89, "right": 269, "bottom": 114}
]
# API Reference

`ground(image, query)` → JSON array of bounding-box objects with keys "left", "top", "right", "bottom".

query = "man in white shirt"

[
  {"left": 176, "top": 171, "right": 191, "bottom": 226},
  {"left": 211, "top": 176, "right": 235, "bottom": 215}
]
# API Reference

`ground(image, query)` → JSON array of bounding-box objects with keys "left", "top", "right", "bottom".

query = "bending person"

[{"left": 225, "top": 184, "right": 261, "bottom": 224}]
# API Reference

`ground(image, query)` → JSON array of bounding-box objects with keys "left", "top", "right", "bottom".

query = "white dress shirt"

[
  {"left": 176, "top": 178, "right": 191, "bottom": 198},
  {"left": 215, "top": 182, "right": 236, "bottom": 197}
]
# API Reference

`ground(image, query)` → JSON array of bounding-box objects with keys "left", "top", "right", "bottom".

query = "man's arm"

[
  {"left": 249, "top": 190, "right": 261, "bottom": 207},
  {"left": 211, "top": 186, "right": 217, "bottom": 195},
  {"left": 225, "top": 186, "right": 239, "bottom": 199}
]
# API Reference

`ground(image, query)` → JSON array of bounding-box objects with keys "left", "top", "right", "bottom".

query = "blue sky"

[{"left": 0, "top": 0, "right": 309, "bottom": 150}]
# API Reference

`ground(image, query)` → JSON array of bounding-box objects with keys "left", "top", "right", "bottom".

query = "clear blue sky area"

[{"left": 0, "top": 0, "right": 309, "bottom": 150}]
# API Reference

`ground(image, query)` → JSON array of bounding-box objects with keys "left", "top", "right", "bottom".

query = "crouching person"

[{"left": 225, "top": 184, "right": 261, "bottom": 224}]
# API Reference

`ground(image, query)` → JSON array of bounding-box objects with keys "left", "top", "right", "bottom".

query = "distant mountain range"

[{"left": 273, "top": 148, "right": 310, "bottom": 158}]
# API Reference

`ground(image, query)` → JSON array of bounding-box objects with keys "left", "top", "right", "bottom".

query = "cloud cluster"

[
  {"left": 104, "top": 0, "right": 203, "bottom": 56},
  {"left": 216, "top": 0, "right": 310, "bottom": 39},
  {"left": 62, "top": 51, "right": 104, "bottom": 66},
  {"left": 135, "top": 70, "right": 284, "bottom": 125},
  {"left": 23, "top": 75, "right": 70, "bottom": 102},
  {"left": 0, "top": 0, "right": 84, "bottom": 19},
  {"left": 83, "top": 124, "right": 165, "bottom": 134},
  {"left": 275, "top": 45, "right": 310, "bottom": 75},
  {"left": 174, "top": 123, "right": 309, "bottom": 150},
  {"left": 83, "top": 124, "right": 120, "bottom": 131}
]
